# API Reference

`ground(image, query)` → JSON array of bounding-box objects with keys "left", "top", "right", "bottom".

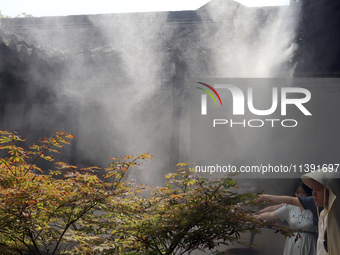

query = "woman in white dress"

[{"left": 255, "top": 182, "right": 317, "bottom": 255}]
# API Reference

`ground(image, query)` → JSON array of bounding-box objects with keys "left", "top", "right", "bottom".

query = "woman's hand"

[
  {"left": 258, "top": 194, "right": 269, "bottom": 201},
  {"left": 253, "top": 214, "right": 261, "bottom": 220}
]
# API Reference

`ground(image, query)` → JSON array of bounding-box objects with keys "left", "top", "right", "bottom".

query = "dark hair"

[{"left": 299, "top": 182, "right": 313, "bottom": 196}]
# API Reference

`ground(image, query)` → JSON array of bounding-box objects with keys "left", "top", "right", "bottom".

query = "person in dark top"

[
  {"left": 257, "top": 192, "right": 323, "bottom": 230},
  {"left": 255, "top": 182, "right": 317, "bottom": 255},
  {"left": 298, "top": 196, "right": 323, "bottom": 231}
]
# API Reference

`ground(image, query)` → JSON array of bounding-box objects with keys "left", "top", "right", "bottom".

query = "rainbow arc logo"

[
  {"left": 196, "top": 82, "right": 223, "bottom": 106},
  {"left": 196, "top": 82, "right": 222, "bottom": 115}
]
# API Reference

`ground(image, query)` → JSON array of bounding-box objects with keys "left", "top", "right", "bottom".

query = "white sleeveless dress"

[{"left": 275, "top": 204, "right": 317, "bottom": 255}]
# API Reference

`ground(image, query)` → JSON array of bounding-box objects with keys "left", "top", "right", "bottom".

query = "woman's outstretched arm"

[
  {"left": 257, "top": 203, "right": 285, "bottom": 214},
  {"left": 257, "top": 194, "right": 302, "bottom": 207},
  {"left": 254, "top": 211, "right": 279, "bottom": 221}
]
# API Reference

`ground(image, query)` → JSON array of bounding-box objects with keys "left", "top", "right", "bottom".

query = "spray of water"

[{"left": 0, "top": 0, "right": 301, "bottom": 187}]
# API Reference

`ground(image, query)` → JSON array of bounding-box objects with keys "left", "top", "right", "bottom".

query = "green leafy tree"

[
  {"left": 0, "top": 130, "right": 150, "bottom": 254},
  {"left": 0, "top": 10, "right": 32, "bottom": 19},
  {"left": 0, "top": 10, "right": 10, "bottom": 19},
  {"left": 74, "top": 163, "right": 293, "bottom": 255},
  {"left": 16, "top": 13, "right": 33, "bottom": 18},
  {"left": 0, "top": 130, "right": 292, "bottom": 255}
]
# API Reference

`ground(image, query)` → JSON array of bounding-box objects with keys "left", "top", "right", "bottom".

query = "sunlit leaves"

[
  {"left": 93, "top": 163, "right": 293, "bottom": 255},
  {"left": 0, "top": 130, "right": 148, "bottom": 255},
  {"left": 0, "top": 130, "right": 290, "bottom": 255}
]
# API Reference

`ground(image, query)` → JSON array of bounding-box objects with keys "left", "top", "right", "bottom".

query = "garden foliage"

[{"left": 0, "top": 131, "right": 291, "bottom": 255}]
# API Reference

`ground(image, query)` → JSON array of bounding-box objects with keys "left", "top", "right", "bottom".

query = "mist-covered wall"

[{"left": 0, "top": 0, "right": 300, "bottom": 186}]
